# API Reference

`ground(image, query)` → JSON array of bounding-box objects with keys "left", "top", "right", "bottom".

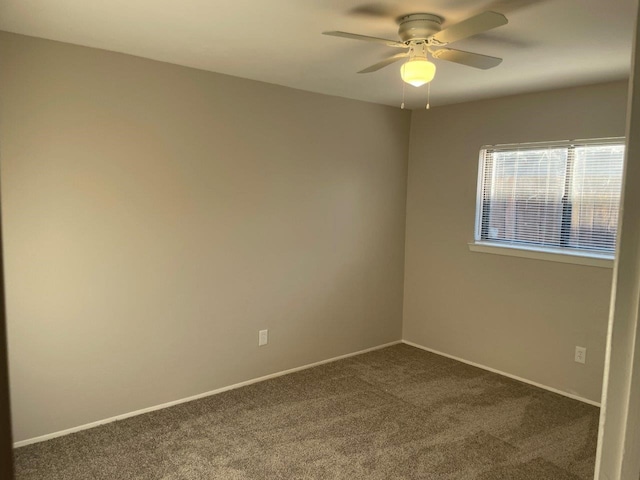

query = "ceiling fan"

[{"left": 323, "top": 11, "right": 508, "bottom": 88}]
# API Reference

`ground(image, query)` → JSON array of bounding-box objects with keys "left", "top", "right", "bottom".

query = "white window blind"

[{"left": 476, "top": 139, "right": 625, "bottom": 257}]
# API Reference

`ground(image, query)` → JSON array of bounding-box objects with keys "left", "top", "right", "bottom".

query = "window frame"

[{"left": 470, "top": 137, "right": 625, "bottom": 268}]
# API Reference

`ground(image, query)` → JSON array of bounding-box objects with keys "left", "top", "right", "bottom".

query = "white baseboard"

[
  {"left": 15, "top": 338, "right": 599, "bottom": 448},
  {"left": 402, "top": 340, "right": 601, "bottom": 407},
  {"left": 13, "top": 340, "right": 402, "bottom": 448}
]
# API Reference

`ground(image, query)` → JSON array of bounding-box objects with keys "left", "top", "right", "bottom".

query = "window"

[{"left": 474, "top": 138, "right": 625, "bottom": 262}]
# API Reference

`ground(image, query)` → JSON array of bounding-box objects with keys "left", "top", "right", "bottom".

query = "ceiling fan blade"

[
  {"left": 322, "top": 31, "right": 407, "bottom": 48},
  {"left": 431, "top": 48, "right": 503, "bottom": 69},
  {"left": 484, "top": 0, "right": 551, "bottom": 15},
  {"left": 348, "top": 3, "right": 399, "bottom": 18},
  {"left": 432, "top": 11, "right": 508, "bottom": 45},
  {"left": 358, "top": 52, "right": 409, "bottom": 73}
]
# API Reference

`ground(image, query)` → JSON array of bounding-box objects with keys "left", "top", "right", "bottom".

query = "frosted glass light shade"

[{"left": 400, "top": 58, "right": 436, "bottom": 87}]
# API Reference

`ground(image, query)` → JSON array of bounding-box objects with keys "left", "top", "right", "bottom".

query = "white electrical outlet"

[
  {"left": 575, "top": 346, "right": 587, "bottom": 364},
  {"left": 258, "top": 329, "right": 268, "bottom": 347}
]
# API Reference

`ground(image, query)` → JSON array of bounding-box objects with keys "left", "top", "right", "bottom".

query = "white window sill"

[{"left": 468, "top": 242, "right": 614, "bottom": 269}]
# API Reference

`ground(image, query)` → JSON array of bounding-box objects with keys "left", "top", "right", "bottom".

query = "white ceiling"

[{"left": 0, "top": 0, "right": 637, "bottom": 108}]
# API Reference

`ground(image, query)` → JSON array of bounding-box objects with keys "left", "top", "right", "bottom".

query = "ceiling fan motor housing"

[{"left": 397, "top": 14, "right": 442, "bottom": 42}]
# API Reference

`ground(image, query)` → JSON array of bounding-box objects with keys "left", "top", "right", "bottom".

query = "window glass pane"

[
  {"left": 569, "top": 145, "right": 624, "bottom": 252},
  {"left": 477, "top": 139, "right": 625, "bottom": 258},
  {"left": 485, "top": 148, "right": 567, "bottom": 247}
]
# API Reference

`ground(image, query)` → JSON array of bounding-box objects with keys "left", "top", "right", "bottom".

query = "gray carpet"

[{"left": 14, "top": 344, "right": 599, "bottom": 479}]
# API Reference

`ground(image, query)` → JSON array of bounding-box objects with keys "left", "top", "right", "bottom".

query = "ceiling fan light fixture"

[{"left": 400, "top": 57, "right": 436, "bottom": 87}]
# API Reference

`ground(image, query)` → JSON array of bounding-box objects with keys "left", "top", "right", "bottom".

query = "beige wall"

[
  {"left": 0, "top": 32, "right": 410, "bottom": 442},
  {"left": 404, "top": 81, "right": 628, "bottom": 403}
]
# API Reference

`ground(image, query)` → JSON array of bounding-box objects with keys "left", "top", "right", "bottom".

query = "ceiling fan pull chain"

[
  {"left": 401, "top": 78, "right": 406, "bottom": 109},
  {"left": 426, "top": 82, "right": 431, "bottom": 110}
]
